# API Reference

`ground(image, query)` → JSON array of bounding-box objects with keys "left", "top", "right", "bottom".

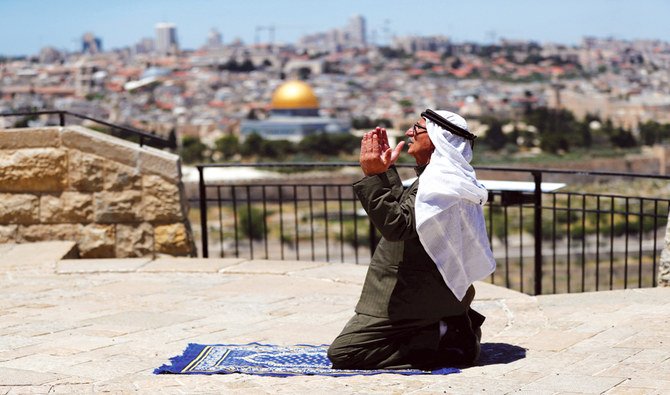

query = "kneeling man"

[{"left": 328, "top": 109, "right": 496, "bottom": 370}]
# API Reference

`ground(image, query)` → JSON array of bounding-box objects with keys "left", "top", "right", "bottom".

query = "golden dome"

[{"left": 271, "top": 80, "right": 319, "bottom": 110}]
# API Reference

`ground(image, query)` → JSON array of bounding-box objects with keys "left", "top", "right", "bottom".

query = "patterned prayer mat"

[{"left": 154, "top": 343, "right": 459, "bottom": 377}]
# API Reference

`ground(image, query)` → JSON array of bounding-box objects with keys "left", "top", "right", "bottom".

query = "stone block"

[
  {"left": 61, "top": 125, "right": 139, "bottom": 168},
  {"left": 0, "top": 127, "right": 60, "bottom": 149},
  {"left": 104, "top": 161, "right": 141, "bottom": 191},
  {"left": 138, "top": 146, "right": 181, "bottom": 182},
  {"left": 67, "top": 150, "right": 105, "bottom": 192},
  {"left": 18, "top": 224, "right": 80, "bottom": 243},
  {"left": 0, "top": 193, "right": 39, "bottom": 223},
  {"left": 154, "top": 223, "right": 193, "bottom": 256},
  {"left": 140, "top": 175, "right": 183, "bottom": 223},
  {"left": 115, "top": 222, "right": 153, "bottom": 258},
  {"left": 0, "top": 225, "right": 17, "bottom": 243},
  {"left": 0, "top": 367, "right": 64, "bottom": 386},
  {"left": 220, "top": 259, "right": 328, "bottom": 274},
  {"left": 139, "top": 257, "right": 245, "bottom": 272},
  {"left": 40, "top": 192, "right": 93, "bottom": 223},
  {"left": 93, "top": 191, "right": 141, "bottom": 223},
  {"left": 57, "top": 257, "right": 151, "bottom": 273},
  {"left": 0, "top": 148, "right": 67, "bottom": 192},
  {"left": 79, "top": 224, "right": 115, "bottom": 258}
]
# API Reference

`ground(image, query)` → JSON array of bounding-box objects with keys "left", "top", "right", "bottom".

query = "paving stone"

[
  {"left": 0, "top": 336, "right": 39, "bottom": 353},
  {"left": 610, "top": 377, "right": 670, "bottom": 391},
  {"left": 615, "top": 332, "right": 670, "bottom": 350},
  {"left": 0, "top": 353, "right": 92, "bottom": 373},
  {"left": 56, "top": 257, "right": 151, "bottom": 273},
  {"left": 219, "top": 259, "right": 328, "bottom": 274},
  {"left": 83, "top": 311, "right": 200, "bottom": 332},
  {"left": 603, "top": 385, "right": 659, "bottom": 395},
  {"left": 0, "top": 368, "right": 64, "bottom": 386},
  {"left": 91, "top": 279, "right": 178, "bottom": 296},
  {"left": 139, "top": 257, "right": 245, "bottom": 273},
  {"left": 521, "top": 373, "right": 625, "bottom": 393},
  {"left": 621, "top": 349, "right": 670, "bottom": 364},
  {"left": 516, "top": 329, "right": 594, "bottom": 352},
  {"left": 44, "top": 384, "right": 96, "bottom": 394},
  {"left": 5, "top": 386, "right": 62, "bottom": 394},
  {"left": 289, "top": 262, "right": 368, "bottom": 284},
  {"left": 561, "top": 349, "right": 642, "bottom": 376},
  {"left": 0, "top": 243, "right": 15, "bottom": 255},
  {"left": 0, "top": 241, "right": 76, "bottom": 271}
]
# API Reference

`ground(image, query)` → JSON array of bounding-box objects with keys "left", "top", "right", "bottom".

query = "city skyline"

[{"left": 1, "top": 0, "right": 670, "bottom": 57}]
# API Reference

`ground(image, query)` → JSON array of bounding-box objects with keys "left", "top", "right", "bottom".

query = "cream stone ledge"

[
  {"left": 60, "top": 125, "right": 181, "bottom": 182},
  {"left": 0, "top": 125, "right": 180, "bottom": 182}
]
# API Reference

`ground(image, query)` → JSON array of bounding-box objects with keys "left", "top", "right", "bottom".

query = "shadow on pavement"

[{"left": 476, "top": 342, "right": 527, "bottom": 366}]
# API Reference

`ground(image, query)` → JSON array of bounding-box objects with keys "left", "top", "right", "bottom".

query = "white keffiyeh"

[{"left": 415, "top": 110, "right": 496, "bottom": 301}]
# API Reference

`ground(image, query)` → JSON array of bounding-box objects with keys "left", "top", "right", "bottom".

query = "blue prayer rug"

[{"left": 154, "top": 343, "right": 459, "bottom": 377}]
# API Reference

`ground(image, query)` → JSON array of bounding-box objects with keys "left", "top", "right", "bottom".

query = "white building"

[
  {"left": 155, "top": 23, "right": 179, "bottom": 56},
  {"left": 348, "top": 15, "right": 366, "bottom": 48}
]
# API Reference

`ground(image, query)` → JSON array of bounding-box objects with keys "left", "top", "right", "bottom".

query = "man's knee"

[{"left": 327, "top": 336, "right": 352, "bottom": 368}]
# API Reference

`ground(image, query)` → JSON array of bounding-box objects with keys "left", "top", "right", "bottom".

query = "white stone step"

[{"left": 0, "top": 241, "right": 77, "bottom": 272}]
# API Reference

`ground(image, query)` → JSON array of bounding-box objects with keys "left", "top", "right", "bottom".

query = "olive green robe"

[{"left": 328, "top": 166, "right": 483, "bottom": 370}]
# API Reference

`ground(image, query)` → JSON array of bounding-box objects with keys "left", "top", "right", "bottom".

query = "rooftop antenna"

[
  {"left": 382, "top": 19, "right": 391, "bottom": 45},
  {"left": 486, "top": 30, "right": 497, "bottom": 44},
  {"left": 255, "top": 26, "right": 276, "bottom": 46}
]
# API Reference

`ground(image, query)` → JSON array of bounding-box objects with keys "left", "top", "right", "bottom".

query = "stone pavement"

[{"left": 0, "top": 241, "right": 669, "bottom": 394}]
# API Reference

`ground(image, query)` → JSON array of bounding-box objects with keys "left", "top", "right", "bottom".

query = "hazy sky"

[{"left": 1, "top": 0, "right": 669, "bottom": 56}]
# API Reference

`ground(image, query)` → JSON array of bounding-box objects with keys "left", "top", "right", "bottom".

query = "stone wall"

[{"left": 0, "top": 126, "right": 195, "bottom": 258}]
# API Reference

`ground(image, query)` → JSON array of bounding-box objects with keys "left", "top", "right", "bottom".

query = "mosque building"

[{"left": 240, "top": 80, "right": 350, "bottom": 142}]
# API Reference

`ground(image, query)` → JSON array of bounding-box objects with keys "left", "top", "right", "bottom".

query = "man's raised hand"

[{"left": 360, "top": 128, "right": 405, "bottom": 176}]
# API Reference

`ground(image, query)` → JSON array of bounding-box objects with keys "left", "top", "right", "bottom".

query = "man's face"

[{"left": 405, "top": 117, "right": 434, "bottom": 165}]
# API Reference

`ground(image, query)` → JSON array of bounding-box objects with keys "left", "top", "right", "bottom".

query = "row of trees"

[
  {"left": 479, "top": 107, "right": 670, "bottom": 154},
  {"left": 179, "top": 132, "right": 361, "bottom": 164}
]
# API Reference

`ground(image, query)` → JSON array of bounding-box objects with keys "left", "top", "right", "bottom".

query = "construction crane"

[{"left": 255, "top": 26, "right": 275, "bottom": 45}]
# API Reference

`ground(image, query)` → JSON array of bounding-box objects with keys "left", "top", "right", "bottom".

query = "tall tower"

[
  {"left": 82, "top": 32, "right": 102, "bottom": 54},
  {"left": 206, "top": 28, "right": 223, "bottom": 48},
  {"left": 155, "top": 23, "right": 179, "bottom": 55},
  {"left": 348, "top": 15, "right": 366, "bottom": 48}
]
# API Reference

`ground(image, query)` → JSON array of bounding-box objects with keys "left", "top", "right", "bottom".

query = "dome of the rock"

[{"left": 271, "top": 80, "right": 319, "bottom": 110}]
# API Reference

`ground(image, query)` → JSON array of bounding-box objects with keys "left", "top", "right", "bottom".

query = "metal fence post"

[
  {"left": 533, "top": 171, "right": 543, "bottom": 295},
  {"left": 58, "top": 112, "right": 65, "bottom": 126},
  {"left": 198, "top": 166, "right": 209, "bottom": 258}
]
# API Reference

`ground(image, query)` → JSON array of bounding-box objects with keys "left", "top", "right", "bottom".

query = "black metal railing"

[
  {"left": 0, "top": 110, "right": 175, "bottom": 149},
  {"left": 192, "top": 163, "right": 670, "bottom": 295}
]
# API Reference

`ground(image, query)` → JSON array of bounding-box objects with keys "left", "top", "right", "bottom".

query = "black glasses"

[{"left": 410, "top": 122, "right": 428, "bottom": 137}]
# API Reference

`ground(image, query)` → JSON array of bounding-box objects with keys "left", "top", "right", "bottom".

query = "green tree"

[
  {"left": 299, "top": 133, "right": 339, "bottom": 156},
  {"left": 265, "top": 139, "right": 297, "bottom": 159},
  {"left": 640, "top": 121, "right": 670, "bottom": 146},
  {"left": 240, "top": 133, "right": 264, "bottom": 157},
  {"left": 12, "top": 114, "right": 38, "bottom": 128},
  {"left": 524, "top": 108, "right": 581, "bottom": 153},
  {"left": 214, "top": 135, "right": 240, "bottom": 160},
  {"left": 239, "top": 134, "right": 297, "bottom": 160},
  {"left": 330, "top": 133, "right": 361, "bottom": 155},
  {"left": 238, "top": 205, "right": 265, "bottom": 240},
  {"left": 481, "top": 117, "right": 507, "bottom": 151},
  {"left": 180, "top": 136, "right": 208, "bottom": 163},
  {"left": 609, "top": 127, "right": 637, "bottom": 148}
]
